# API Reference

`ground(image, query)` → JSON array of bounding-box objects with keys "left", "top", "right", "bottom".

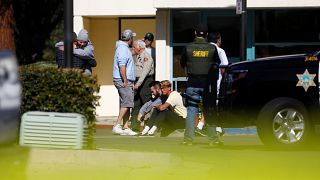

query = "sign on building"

[{"left": 236, "top": 0, "right": 243, "bottom": 14}]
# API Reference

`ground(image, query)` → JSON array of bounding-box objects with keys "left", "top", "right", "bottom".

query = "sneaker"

[
  {"left": 112, "top": 124, "right": 123, "bottom": 135},
  {"left": 122, "top": 128, "right": 138, "bottom": 136},
  {"left": 141, "top": 126, "right": 150, "bottom": 135},
  {"left": 147, "top": 126, "right": 157, "bottom": 135},
  {"left": 216, "top": 128, "right": 225, "bottom": 137},
  {"left": 195, "top": 128, "right": 207, "bottom": 137},
  {"left": 216, "top": 127, "right": 225, "bottom": 137}
]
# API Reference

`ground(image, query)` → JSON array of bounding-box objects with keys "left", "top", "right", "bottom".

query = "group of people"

[
  {"left": 55, "top": 29, "right": 97, "bottom": 75},
  {"left": 113, "top": 24, "right": 228, "bottom": 146}
]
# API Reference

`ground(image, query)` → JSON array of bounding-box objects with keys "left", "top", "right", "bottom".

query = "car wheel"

[{"left": 256, "top": 97, "right": 312, "bottom": 147}]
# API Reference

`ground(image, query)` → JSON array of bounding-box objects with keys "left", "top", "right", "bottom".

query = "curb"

[{"left": 95, "top": 117, "right": 257, "bottom": 135}]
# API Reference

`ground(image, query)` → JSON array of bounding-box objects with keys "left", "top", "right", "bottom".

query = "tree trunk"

[{"left": 0, "top": 0, "right": 15, "bottom": 51}]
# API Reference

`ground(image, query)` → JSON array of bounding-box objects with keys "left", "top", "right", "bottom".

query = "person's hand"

[
  {"left": 137, "top": 113, "right": 143, "bottom": 122},
  {"left": 134, "top": 84, "right": 140, "bottom": 90},
  {"left": 123, "top": 81, "right": 128, "bottom": 88},
  {"left": 58, "top": 46, "right": 64, "bottom": 51}
]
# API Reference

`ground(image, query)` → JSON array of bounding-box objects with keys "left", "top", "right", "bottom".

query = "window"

[
  {"left": 171, "top": 10, "right": 240, "bottom": 91},
  {"left": 255, "top": 10, "right": 320, "bottom": 58}
]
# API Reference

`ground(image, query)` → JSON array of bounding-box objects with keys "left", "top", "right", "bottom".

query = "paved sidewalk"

[{"left": 96, "top": 116, "right": 257, "bottom": 135}]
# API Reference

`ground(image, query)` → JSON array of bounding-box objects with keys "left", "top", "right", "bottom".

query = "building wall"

[
  {"left": 73, "top": 0, "right": 320, "bottom": 117},
  {"left": 74, "top": 0, "right": 156, "bottom": 16},
  {"left": 89, "top": 18, "right": 118, "bottom": 85},
  {"left": 80, "top": 17, "right": 156, "bottom": 116}
]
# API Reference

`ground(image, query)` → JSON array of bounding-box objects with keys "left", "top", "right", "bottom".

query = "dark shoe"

[
  {"left": 209, "top": 140, "right": 224, "bottom": 147},
  {"left": 195, "top": 128, "right": 207, "bottom": 137},
  {"left": 181, "top": 141, "right": 193, "bottom": 146}
]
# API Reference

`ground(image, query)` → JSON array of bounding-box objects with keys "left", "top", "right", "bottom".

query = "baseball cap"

[
  {"left": 195, "top": 24, "right": 208, "bottom": 36},
  {"left": 144, "top": 32, "right": 154, "bottom": 41},
  {"left": 121, "top": 29, "right": 136, "bottom": 41}
]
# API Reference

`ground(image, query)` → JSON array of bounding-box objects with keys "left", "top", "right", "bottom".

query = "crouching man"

[{"left": 144, "top": 80, "right": 186, "bottom": 137}]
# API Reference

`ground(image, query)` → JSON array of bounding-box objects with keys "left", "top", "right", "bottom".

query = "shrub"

[{"left": 19, "top": 64, "right": 100, "bottom": 149}]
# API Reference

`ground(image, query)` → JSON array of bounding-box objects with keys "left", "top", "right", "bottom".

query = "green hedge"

[{"left": 19, "top": 64, "right": 100, "bottom": 149}]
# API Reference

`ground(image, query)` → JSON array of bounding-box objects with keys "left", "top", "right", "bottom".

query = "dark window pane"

[
  {"left": 173, "top": 46, "right": 187, "bottom": 78},
  {"left": 207, "top": 16, "right": 240, "bottom": 57},
  {"left": 172, "top": 11, "right": 200, "bottom": 43},
  {"left": 255, "top": 10, "right": 320, "bottom": 42}
]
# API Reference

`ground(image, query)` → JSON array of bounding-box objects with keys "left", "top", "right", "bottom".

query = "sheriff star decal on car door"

[{"left": 296, "top": 69, "right": 316, "bottom": 92}]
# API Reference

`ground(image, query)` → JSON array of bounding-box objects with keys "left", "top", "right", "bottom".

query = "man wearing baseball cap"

[
  {"left": 143, "top": 32, "right": 156, "bottom": 62},
  {"left": 112, "top": 29, "right": 137, "bottom": 136}
]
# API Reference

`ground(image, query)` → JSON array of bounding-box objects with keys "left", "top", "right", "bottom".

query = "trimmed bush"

[{"left": 19, "top": 64, "right": 100, "bottom": 149}]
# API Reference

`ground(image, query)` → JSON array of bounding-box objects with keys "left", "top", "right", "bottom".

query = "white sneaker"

[
  {"left": 112, "top": 124, "right": 123, "bottom": 135},
  {"left": 216, "top": 127, "right": 223, "bottom": 133},
  {"left": 141, "top": 126, "right": 150, "bottom": 135},
  {"left": 122, "top": 128, "right": 138, "bottom": 136},
  {"left": 147, "top": 126, "right": 157, "bottom": 135}
]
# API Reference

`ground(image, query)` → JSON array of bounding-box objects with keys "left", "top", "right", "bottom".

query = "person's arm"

[
  {"left": 213, "top": 46, "right": 221, "bottom": 65},
  {"left": 117, "top": 46, "right": 129, "bottom": 87},
  {"left": 87, "top": 58, "right": 97, "bottom": 67},
  {"left": 218, "top": 49, "right": 228, "bottom": 74},
  {"left": 74, "top": 43, "right": 95, "bottom": 59},
  {"left": 138, "top": 100, "right": 154, "bottom": 121},
  {"left": 139, "top": 100, "right": 153, "bottom": 115},
  {"left": 156, "top": 102, "right": 171, "bottom": 111},
  {"left": 119, "top": 65, "right": 128, "bottom": 87}
]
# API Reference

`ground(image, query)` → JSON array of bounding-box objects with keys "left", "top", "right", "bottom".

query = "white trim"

[
  {"left": 155, "top": 10, "right": 171, "bottom": 81},
  {"left": 74, "top": 0, "right": 156, "bottom": 16},
  {"left": 73, "top": 16, "right": 84, "bottom": 35},
  {"left": 95, "top": 85, "right": 119, "bottom": 117},
  {"left": 154, "top": 0, "right": 320, "bottom": 8}
]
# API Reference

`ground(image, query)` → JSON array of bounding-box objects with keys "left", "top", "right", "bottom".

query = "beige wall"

[
  {"left": 86, "top": 18, "right": 156, "bottom": 86},
  {"left": 87, "top": 18, "right": 118, "bottom": 85},
  {"left": 121, "top": 19, "right": 156, "bottom": 47},
  {"left": 81, "top": 17, "right": 156, "bottom": 117}
]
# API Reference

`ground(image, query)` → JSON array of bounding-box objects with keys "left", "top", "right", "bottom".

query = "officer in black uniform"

[{"left": 180, "top": 24, "right": 222, "bottom": 146}]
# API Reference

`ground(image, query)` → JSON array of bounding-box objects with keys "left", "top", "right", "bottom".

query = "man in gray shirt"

[{"left": 138, "top": 81, "right": 164, "bottom": 135}]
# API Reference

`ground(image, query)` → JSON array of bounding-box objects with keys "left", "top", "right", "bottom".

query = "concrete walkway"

[{"left": 96, "top": 116, "right": 257, "bottom": 135}]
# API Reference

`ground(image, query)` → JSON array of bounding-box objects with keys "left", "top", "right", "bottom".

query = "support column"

[
  {"left": 247, "top": 10, "right": 255, "bottom": 60},
  {"left": 74, "top": 16, "right": 84, "bottom": 35},
  {"left": 155, "top": 9, "right": 171, "bottom": 81}
]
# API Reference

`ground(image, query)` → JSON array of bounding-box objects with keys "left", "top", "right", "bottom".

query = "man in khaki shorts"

[{"left": 112, "top": 29, "right": 137, "bottom": 136}]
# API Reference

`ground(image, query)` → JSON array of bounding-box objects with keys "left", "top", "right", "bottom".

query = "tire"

[{"left": 256, "top": 97, "right": 312, "bottom": 147}]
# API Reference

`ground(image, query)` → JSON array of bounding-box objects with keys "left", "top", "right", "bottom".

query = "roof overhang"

[{"left": 153, "top": 0, "right": 320, "bottom": 9}]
